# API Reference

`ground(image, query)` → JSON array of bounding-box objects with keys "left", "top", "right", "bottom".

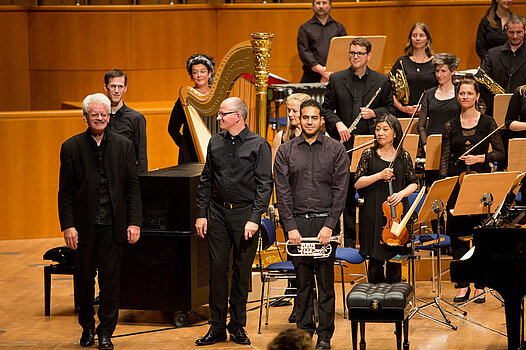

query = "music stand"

[
  {"left": 325, "top": 35, "right": 386, "bottom": 73},
  {"left": 350, "top": 135, "right": 374, "bottom": 173},
  {"left": 493, "top": 94, "right": 512, "bottom": 126},
  {"left": 407, "top": 176, "right": 462, "bottom": 330},
  {"left": 452, "top": 172, "right": 522, "bottom": 308}
]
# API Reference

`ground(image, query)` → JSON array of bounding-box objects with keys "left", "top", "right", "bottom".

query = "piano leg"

[{"left": 500, "top": 289, "right": 523, "bottom": 350}]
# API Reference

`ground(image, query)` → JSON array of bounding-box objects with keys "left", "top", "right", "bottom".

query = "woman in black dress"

[
  {"left": 476, "top": 0, "right": 512, "bottom": 61},
  {"left": 355, "top": 114, "right": 418, "bottom": 284},
  {"left": 505, "top": 84, "right": 526, "bottom": 203},
  {"left": 168, "top": 54, "right": 215, "bottom": 164},
  {"left": 440, "top": 79, "right": 505, "bottom": 303},
  {"left": 390, "top": 22, "right": 438, "bottom": 118},
  {"left": 418, "top": 53, "right": 461, "bottom": 187}
]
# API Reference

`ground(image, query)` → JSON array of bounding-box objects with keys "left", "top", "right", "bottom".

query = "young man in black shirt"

[
  {"left": 274, "top": 99, "right": 349, "bottom": 350},
  {"left": 104, "top": 69, "right": 148, "bottom": 174}
]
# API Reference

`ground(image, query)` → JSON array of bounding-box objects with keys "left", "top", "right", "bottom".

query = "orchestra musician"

[
  {"left": 168, "top": 54, "right": 215, "bottom": 164},
  {"left": 354, "top": 114, "right": 418, "bottom": 284},
  {"left": 275, "top": 99, "right": 349, "bottom": 350},
  {"left": 480, "top": 13, "right": 526, "bottom": 115},
  {"left": 476, "top": 0, "right": 512, "bottom": 62},
  {"left": 390, "top": 22, "right": 437, "bottom": 118},
  {"left": 322, "top": 36, "right": 394, "bottom": 248},
  {"left": 418, "top": 53, "right": 460, "bottom": 187},
  {"left": 504, "top": 83, "right": 526, "bottom": 204},
  {"left": 439, "top": 79, "right": 505, "bottom": 303},
  {"left": 297, "top": 0, "right": 347, "bottom": 83},
  {"left": 195, "top": 97, "right": 273, "bottom": 346},
  {"left": 272, "top": 93, "right": 311, "bottom": 164}
]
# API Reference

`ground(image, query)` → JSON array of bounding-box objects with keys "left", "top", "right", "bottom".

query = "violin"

[{"left": 381, "top": 179, "right": 409, "bottom": 246}]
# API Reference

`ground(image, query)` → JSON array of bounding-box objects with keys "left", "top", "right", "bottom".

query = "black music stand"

[{"left": 406, "top": 176, "right": 462, "bottom": 330}]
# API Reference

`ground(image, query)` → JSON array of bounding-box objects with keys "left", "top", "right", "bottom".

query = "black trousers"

[
  {"left": 74, "top": 225, "right": 124, "bottom": 337},
  {"left": 291, "top": 216, "right": 336, "bottom": 340},
  {"left": 446, "top": 213, "right": 484, "bottom": 289},
  {"left": 367, "top": 257, "right": 401, "bottom": 284},
  {"left": 207, "top": 200, "right": 259, "bottom": 332}
]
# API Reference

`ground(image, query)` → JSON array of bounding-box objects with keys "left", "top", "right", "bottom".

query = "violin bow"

[{"left": 457, "top": 123, "right": 505, "bottom": 160}]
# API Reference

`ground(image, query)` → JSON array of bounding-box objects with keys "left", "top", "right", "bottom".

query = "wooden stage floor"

[{"left": 0, "top": 237, "right": 516, "bottom": 349}]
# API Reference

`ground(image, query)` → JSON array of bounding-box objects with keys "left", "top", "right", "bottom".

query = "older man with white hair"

[{"left": 58, "top": 93, "right": 142, "bottom": 350}]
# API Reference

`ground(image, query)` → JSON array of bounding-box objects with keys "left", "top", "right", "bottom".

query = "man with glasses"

[
  {"left": 322, "top": 37, "right": 394, "bottom": 248},
  {"left": 194, "top": 97, "right": 273, "bottom": 346},
  {"left": 104, "top": 69, "right": 148, "bottom": 174},
  {"left": 297, "top": 0, "right": 347, "bottom": 83}
]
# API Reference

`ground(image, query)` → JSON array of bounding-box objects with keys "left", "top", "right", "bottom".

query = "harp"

[{"left": 179, "top": 33, "right": 274, "bottom": 162}]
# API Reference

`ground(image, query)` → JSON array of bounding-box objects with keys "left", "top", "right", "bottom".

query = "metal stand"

[{"left": 407, "top": 199, "right": 466, "bottom": 330}]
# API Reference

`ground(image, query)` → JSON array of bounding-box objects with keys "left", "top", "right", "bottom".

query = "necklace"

[{"left": 412, "top": 55, "right": 427, "bottom": 72}]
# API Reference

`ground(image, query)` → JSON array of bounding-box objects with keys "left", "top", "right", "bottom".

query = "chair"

[
  {"left": 334, "top": 247, "right": 367, "bottom": 319},
  {"left": 258, "top": 217, "right": 296, "bottom": 334},
  {"left": 43, "top": 246, "right": 78, "bottom": 316}
]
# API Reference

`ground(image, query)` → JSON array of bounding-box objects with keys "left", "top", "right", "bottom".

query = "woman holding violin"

[
  {"left": 355, "top": 114, "right": 418, "bottom": 284},
  {"left": 439, "top": 79, "right": 504, "bottom": 303}
]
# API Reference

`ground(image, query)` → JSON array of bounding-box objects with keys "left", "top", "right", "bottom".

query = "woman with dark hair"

[
  {"left": 476, "top": 0, "right": 512, "bottom": 61},
  {"left": 354, "top": 114, "right": 418, "bottom": 284},
  {"left": 440, "top": 79, "right": 504, "bottom": 303},
  {"left": 390, "top": 22, "right": 438, "bottom": 118},
  {"left": 168, "top": 53, "right": 215, "bottom": 164}
]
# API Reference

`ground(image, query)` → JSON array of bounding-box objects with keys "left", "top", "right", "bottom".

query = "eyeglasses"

[
  {"left": 348, "top": 51, "right": 368, "bottom": 57},
  {"left": 217, "top": 111, "right": 238, "bottom": 118}
]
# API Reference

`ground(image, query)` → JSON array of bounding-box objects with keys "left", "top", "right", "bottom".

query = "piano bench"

[
  {"left": 347, "top": 283, "right": 413, "bottom": 350},
  {"left": 43, "top": 246, "right": 78, "bottom": 316}
]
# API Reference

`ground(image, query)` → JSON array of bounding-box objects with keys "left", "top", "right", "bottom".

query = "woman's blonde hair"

[{"left": 283, "top": 93, "right": 311, "bottom": 142}]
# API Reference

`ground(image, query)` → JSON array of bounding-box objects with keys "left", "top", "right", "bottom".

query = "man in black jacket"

[
  {"left": 58, "top": 93, "right": 142, "bottom": 350},
  {"left": 481, "top": 14, "right": 526, "bottom": 114},
  {"left": 322, "top": 37, "right": 394, "bottom": 248}
]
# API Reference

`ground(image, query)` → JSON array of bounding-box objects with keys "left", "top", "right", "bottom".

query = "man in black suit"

[
  {"left": 322, "top": 37, "right": 394, "bottom": 248},
  {"left": 481, "top": 14, "right": 526, "bottom": 169},
  {"left": 58, "top": 93, "right": 142, "bottom": 350}
]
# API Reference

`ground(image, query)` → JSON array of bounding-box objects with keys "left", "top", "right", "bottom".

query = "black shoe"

[
  {"left": 80, "top": 328, "right": 95, "bottom": 347},
  {"left": 288, "top": 310, "right": 296, "bottom": 323},
  {"left": 229, "top": 327, "right": 251, "bottom": 345},
  {"left": 98, "top": 334, "right": 113, "bottom": 350},
  {"left": 453, "top": 286, "right": 470, "bottom": 303},
  {"left": 195, "top": 328, "right": 227, "bottom": 346},
  {"left": 316, "top": 337, "right": 331, "bottom": 350}
]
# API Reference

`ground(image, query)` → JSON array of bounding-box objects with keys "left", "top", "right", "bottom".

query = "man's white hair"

[{"left": 82, "top": 93, "right": 111, "bottom": 115}]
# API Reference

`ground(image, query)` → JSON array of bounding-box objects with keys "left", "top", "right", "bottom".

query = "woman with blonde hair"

[{"left": 271, "top": 93, "right": 311, "bottom": 163}]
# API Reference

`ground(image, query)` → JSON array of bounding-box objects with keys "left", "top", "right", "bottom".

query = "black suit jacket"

[
  {"left": 322, "top": 67, "right": 394, "bottom": 142},
  {"left": 481, "top": 42, "right": 526, "bottom": 93},
  {"left": 58, "top": 130, "right": 142, "bottom": 244}
]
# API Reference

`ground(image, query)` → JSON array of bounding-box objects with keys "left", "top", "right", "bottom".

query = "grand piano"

[{"left": 450, "top": 223, "right": 526, "bottom": 349}]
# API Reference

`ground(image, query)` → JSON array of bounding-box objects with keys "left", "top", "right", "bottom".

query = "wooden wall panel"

[
  {"left": 29, "top": 9, "right": 132, "bottom": 70},
  {"left": 0, "top": 107, "right": 175, "bottom": 240},
  {"left": 130, "top": 8, "right": 218, "bottom": 69},
  {"left": 0, "top": 8, "right": 30, "bottom": 110}
]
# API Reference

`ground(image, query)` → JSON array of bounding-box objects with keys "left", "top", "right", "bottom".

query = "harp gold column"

[{"left": 251, "top": 32, "right": 274, "bottom": 139}]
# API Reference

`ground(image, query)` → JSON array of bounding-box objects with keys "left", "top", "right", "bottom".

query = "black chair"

[{"left": 43, "top": 246, "right": 77, "bottom": 316}]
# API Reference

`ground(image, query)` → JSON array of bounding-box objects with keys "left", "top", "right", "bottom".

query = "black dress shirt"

[
  {"left": 87, "top": 131, "right": 112, "bottom": 225},
  {"left": 274, "top": 132, "right": 350, "bottom": 233},
  {"left": 476, "top": 14, "right": 509, "bottom": 61},
  {"left": 297, "top": 16, "right": 347, "bottom": 82},
  {"left": 109, "top": 103, "right": 148, "bottom": 174},
  {"left": 196, "top": 126, "right": 273, "bottom": 223}
]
